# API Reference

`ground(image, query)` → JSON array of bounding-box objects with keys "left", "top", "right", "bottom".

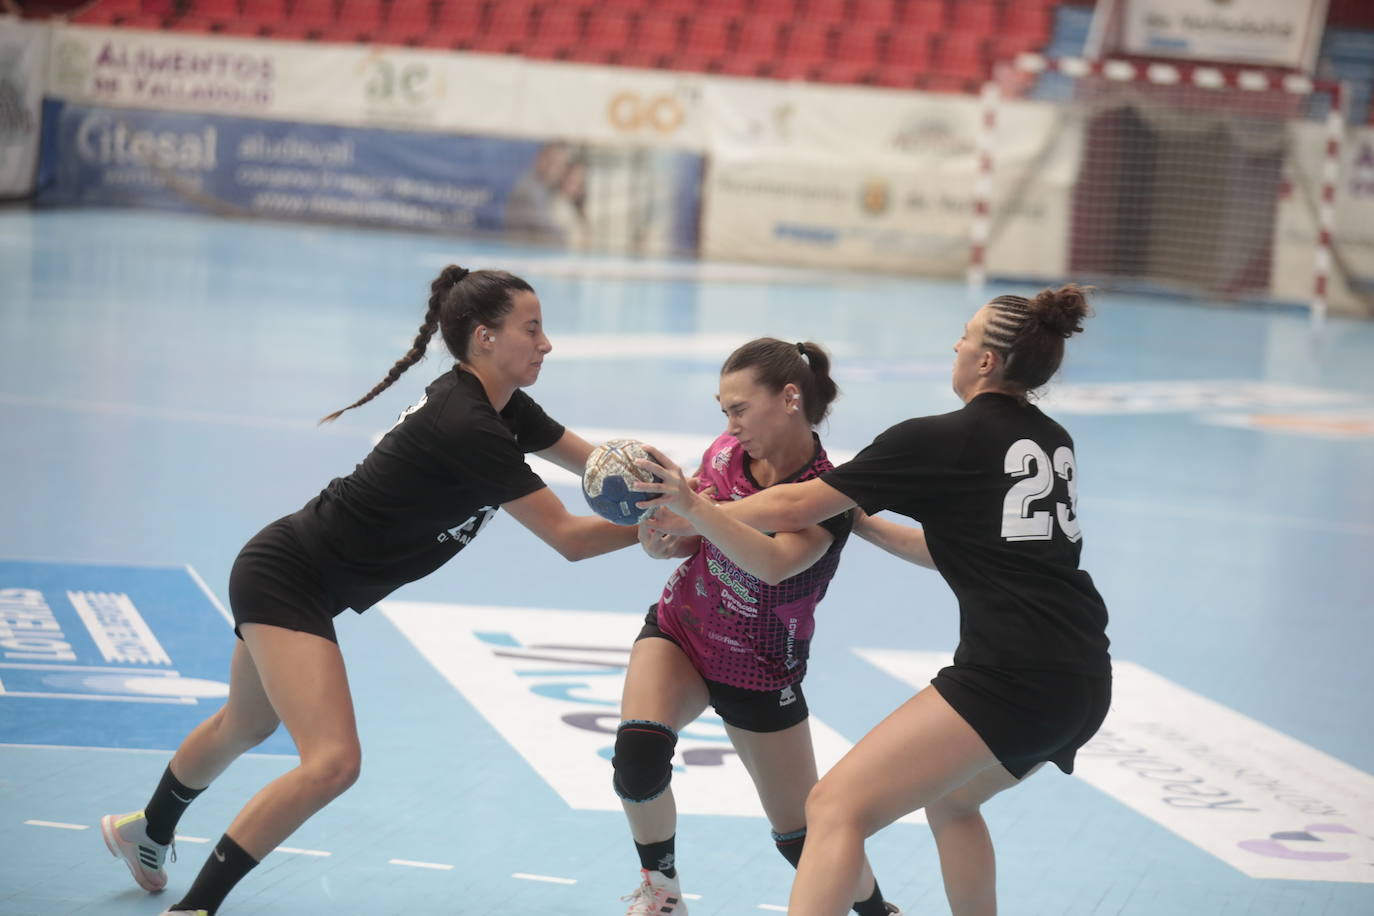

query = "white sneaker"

[
  {"left": 621, "top": 868, "right": 687, "bottom": 915},
  {"left": 100, "top": 810, "right": 172, "bottom": 892}
]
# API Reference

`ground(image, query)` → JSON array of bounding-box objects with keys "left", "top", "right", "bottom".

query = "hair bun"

[{"left": 1031, "top": 284, "right": 1092, "bottom": 339}]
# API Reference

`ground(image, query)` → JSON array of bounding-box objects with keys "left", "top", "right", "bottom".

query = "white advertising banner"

[
  {"left": 46, "top": 25, "right": 523, "bottom": 134},
  {"left": 1272, "top": 122, "right": 1374, "bottom": 317},
  {"left": 701, "top": 96, "right": 1070, "bottom": 278},
  {"left": 0, "top": 18, "right": 49, "bottom": 197},
  {"left": 518, "top": 61, "right": 706, "bottom": 150},
  {"left": 1119, "top": 0, "right": 1328, "bottom": 71}
]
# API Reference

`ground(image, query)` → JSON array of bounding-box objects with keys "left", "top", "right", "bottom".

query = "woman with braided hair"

[
  {"left": 99, "top": 265, "right": 643, "bottom": 916},
  {"left": 637, "top": 285, "right": 1112, "bottom": 916}
]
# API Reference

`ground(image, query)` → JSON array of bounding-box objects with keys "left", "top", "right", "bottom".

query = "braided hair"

[
  {"left": 320, "top": 265, "right": 533, "bottom": 423},
  {"left": 981, "top": 283, "right": 1093, "bottom": 393}
]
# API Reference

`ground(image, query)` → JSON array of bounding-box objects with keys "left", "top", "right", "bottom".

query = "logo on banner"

[
  {"left": 52, "top": 38, "right": 93, "bottom": 95},
  {"left": 360, "top": 53, "right": 442, "bottom": 121},
  {"left": 859, "top": 179, "right": 891, "bottom": 216},
  {"left": 607, "top": 90, "right": 688, "bottom": 135}
]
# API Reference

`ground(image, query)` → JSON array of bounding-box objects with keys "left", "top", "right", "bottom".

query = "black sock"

[
  {"left": 634, "top": 836, "right": 677, "bottom": 879},
  {"left": 143, "top": 766, "right": 204, "bottom": 846},
  {"left": 852, "top": 879, "right": 890, "bottom": 916},
  {"left": 772, "top": 827, "right": 806, "bottom": 868},
  {"left": 171, "top": 833, "right": 258, "bottom": 915}
]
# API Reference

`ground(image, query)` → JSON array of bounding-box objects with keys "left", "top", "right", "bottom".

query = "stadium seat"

[
  {"left": 899, "top": 0, "right": 946, "bottom": 31},
  {"left": 469, "top": 0, "right": 535, "bottom": 54},
  {"left": 524, "top": 4, "right": 583, "bottom": 59},
  {"left": 851, "top": 0, "right": 895, "bottom": 26},
  {"left": 771, "top": 20, "right": 830, "bottom": 80},
  {"left": 671, "top": 14, "right": 731, "bottom": 73},
  {"left": 928, "top": 31, "right": 989, "bottom": 91},
  {"left": 728, "top": 16, "right": 785, "bottom": 77},
  {"left": 618, "top": 13, "right": 678, "bottom": 69},
  {"left": 948, "top": 0, "right": 998, "bottom": 35},
  {"left": 570, "top": 8, "right": 633, "bottom": 62},
  {"left": 819, "top": 23, "right": 883, "bottom": 83},
  {"left": 319, "top": 0, "right": 382, "bottom": 42},
  {"left": 804, "top": 0, "right": 848, "bottom": 25}
]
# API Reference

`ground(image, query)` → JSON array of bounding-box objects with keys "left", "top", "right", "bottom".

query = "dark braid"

[{"left": 319, "top": 265, "right": 469, "bottom": 423}]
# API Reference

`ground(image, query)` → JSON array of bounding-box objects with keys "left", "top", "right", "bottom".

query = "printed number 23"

[{"left": 1001, "top": 439, "right": 1081, "bottom": 542}]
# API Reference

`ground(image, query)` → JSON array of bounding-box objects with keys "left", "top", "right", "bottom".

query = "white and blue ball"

[{"left": 582, "top": 439, "right": 657, "bottom": 526}]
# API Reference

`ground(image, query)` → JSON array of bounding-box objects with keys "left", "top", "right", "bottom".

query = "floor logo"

[
  {"left": 854, "top": 649, "right": 1374, "bottom": 884},
  {"left": 0, "top": 560, "right": 292, "bottom": 755},
  {"left": 380, "top": 601, "right": 923, "bottom": 821}
]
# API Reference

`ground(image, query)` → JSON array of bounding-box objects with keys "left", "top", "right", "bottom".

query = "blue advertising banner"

[
  {"left": 0, "top": 560, "right": 294, "bottom": 755},
  {"left": 35, "top": 100, "right": 703, "bottom": 251}
]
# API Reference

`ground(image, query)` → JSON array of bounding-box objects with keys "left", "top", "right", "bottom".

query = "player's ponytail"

[
  {"left": 320, "top": 264, "right": 533, "bottom": 423},
  {"left": 984, "top": 283, "right": 1093, "bottom": 395},
  {"left": 722, "top": 338, "right": 840, "bottom": 426}
]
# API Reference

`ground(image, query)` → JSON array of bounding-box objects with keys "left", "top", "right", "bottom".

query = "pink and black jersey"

[{"left": 655, "top": 432, "right": 853, "bottom": 691}]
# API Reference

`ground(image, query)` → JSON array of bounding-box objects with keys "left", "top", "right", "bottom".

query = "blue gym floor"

[{"left": 2, "top": 207, "right": 1372, "bottom": 915}]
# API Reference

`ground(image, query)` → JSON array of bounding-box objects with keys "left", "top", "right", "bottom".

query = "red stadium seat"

[
  {"left": 876, "top": 28, "right": 931, "bottom": 85},
  {"left": 672, "top": 14, "right": 731, "bottom": 71},
  {"left": 524, "top": 4, "right": 582, "bottom": 58},
  {"left": 899, "top": 0, "right": 946, "bottom": 31},
  {"left": 851, "top": 0, "right": 894, "bottom": 25},
  {"left": 1001, "top": 5, "right": 1051, "bottom": 43},
  {"left": 928, "top": 31, "right": 989, "bottom": 91},
  {"left": 729, "top": 16, "right": 783, "bottom": 76},
  {"left": 834, "top": 23, "right": 883, "bottom": 63},
  {"left": 803, "top": 0, "right": 847, "bottom": 24},
  {"left": 948, "top": 0, "right": 998, "bottom": 35},
  {"left": 581, "top": 8, "right": 633, "bottom": 54}
]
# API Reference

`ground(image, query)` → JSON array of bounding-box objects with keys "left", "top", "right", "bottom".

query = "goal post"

[{"left": 971, "top": 52, "right": 1346, "bottom": 320}]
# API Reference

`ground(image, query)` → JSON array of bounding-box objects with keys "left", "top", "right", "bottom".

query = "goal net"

[{"left": 973, "top": 54, "right": 1346, "bottom": 316}]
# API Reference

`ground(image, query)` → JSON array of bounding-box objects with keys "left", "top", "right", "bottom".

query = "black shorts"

[
  {"left": 931, "top": 664, "right": 1111, "bottom": 779},
  {"left": 636, "top": 606, "right": 809, "bottom": 733},
  {"left": 228, "top": 516, "right": 349, "bottom": 644}
]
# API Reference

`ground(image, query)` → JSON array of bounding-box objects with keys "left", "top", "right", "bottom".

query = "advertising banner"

[
  {"left": 35, "top": 101, "right": 701, "bottom": 253},
  {"left": 518, "top": 60, "right": 706, "bottom": 151},
  {"left": 1116, "top": 0, "right": 1328, "bottom": 71},
  {"left": 701, "top": 96, "right": 1069, "bottom": 278},
  {"left": 46, "top": 24, "right": 524, "bottom": 134},
  {"left": 0, "top": 18, "right": 49, "bottom": 197}
]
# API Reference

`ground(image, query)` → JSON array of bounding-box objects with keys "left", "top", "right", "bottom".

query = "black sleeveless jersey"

[
  {"left": 823, "top": 393, "right": 1110, "bottom": 675},
  {"left": 290, "top": 368, "right": 564, "bottom": 611}
]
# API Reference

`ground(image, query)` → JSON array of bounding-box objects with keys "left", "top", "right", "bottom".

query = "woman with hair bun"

[
  {"left": 637, "top": 286, "right": 1111, "bottom": 916},
  {"left": 619, "top": 338, "right": 899, "bottom": 916},
  {"left": 99, "top": 265, "right": 644, "bottom": 915}
]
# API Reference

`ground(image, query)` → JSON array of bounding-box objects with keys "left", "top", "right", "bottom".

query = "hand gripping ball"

[{"left": 582, "top": 439, "right": 658, "bottom": 526}]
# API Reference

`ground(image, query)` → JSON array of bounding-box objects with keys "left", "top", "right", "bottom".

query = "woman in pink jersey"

[{"left": 614, "top": 339, "right": 899, "bottom": 916}]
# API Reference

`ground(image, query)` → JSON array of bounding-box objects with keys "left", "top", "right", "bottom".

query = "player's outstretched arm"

[
  {"left": 633, "top": 447, "right": 836, "bottom": 585},
  {"left": 853, "top": 511, "right": 936, "bottom": 570},
  {"left": 536, "top": 429, "right": 597, "bottom": 475},
  {"left": 640, "top": 471, "right": 854, "bottom": 538},
  {"left": 503, "top": 486, "right": 639, "bottom": 560}
]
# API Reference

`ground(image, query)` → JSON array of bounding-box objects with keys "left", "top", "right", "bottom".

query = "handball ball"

[{"left": 583, "top": 439, "right": 658, "bottom": 526}]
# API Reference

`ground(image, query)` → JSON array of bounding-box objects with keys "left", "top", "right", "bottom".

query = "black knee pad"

[
  {"left": 612, "top": 720, "right": 677, "bottom": 802},
  {"left": 772, "top": 826, "right": 806, "bottom": 868}
]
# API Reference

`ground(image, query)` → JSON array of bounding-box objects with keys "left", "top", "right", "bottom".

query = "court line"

[
  {"left": 25, "top": 819, "right": 86, "bottom": 830},
  {"left": 185, "top": 564, "right": 235, "bottom": 628},
  {"left": 392, "top": 859, "right": 454, "bottom": 870},
  {"left": 512, "top": 872, "right": 576, "bottom": 884},
  {"left": 1, "top": 742, "right": 296, "bottom": 759}
]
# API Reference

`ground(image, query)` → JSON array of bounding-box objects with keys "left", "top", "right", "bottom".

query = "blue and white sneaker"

[{"left": 100, "top": 810, "right": 172, "bottom": 892}]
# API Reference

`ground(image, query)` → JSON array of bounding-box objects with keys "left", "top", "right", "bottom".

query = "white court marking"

[{"left": 380, "top": 602, "right": 924, "bottom": 824}]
